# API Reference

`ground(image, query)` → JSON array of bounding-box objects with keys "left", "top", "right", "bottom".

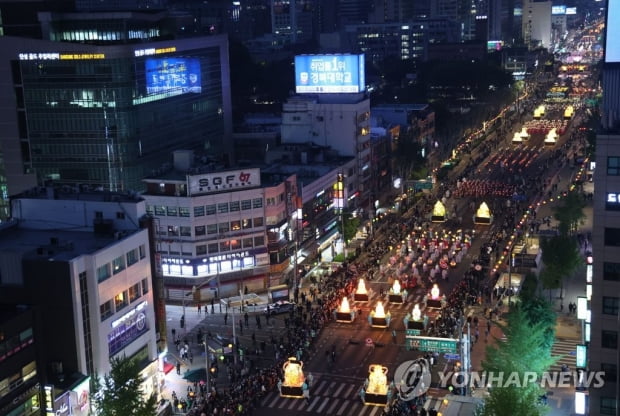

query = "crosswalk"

[
  {"left": 260, "top": 378, "right": 387, "bottom": 415},
  {"left": 550, "top": 338, "right": 578, "bottom": 373},
  {"left": 350, "top": 290, "right": 426, "bottom": 312}
]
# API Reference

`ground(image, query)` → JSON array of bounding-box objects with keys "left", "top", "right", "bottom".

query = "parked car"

[{"left": 263, "top": 300, "right": 296, "bottom": 315}]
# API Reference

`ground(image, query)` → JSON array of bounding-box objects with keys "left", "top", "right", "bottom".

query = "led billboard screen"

[
  {"left": 606, "top": 0, "right": 620, "bottom": 62},
  {"left": 552, "top": 5, "right": 566, "bottom": 15},
  {"left": 566, "top": 7, "right": 576, "bottom": 15},
  {"left": 145, "top": 57, "right": 201, "bottom": 94},
  {"left": 295, "top": 54, "right": 365, "bottom": 93}
]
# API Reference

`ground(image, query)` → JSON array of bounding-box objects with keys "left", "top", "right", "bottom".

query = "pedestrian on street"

[
  {"left": 197, "top": 303, "right": 201, "bottom": 314},
  {"left": 176, "top": 361, "right": 181, "bottom": 375},
  {"left": 224, "top": 313, "right": 228, "bottom": 325}
]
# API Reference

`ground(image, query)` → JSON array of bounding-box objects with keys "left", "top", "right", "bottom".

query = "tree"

[
  {"left": 519, "top": 296, "right": 557, "bottom": 351},
  {"left": 539, "top": 235, "right": 582, "bottom": 300},
  {"left": 552, "top": 192, "right": 586, "bottom": 236},
  {"left": 478, "top": 306, "right": 556, "bottom": 416},
  {"left": 342, "top": 210, "right": 361, "bottom": 244},
  {"left": 92, "top": 355, "right": 157, "bottom": 416}
]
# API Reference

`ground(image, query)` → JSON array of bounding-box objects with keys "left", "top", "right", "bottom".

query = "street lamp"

[{"left": 202, "top": 341, "right": 210, "bottom": 394}]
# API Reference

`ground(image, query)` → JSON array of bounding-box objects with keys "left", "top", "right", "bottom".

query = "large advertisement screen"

[
  {"left": 295, "top": 54, "right": 365, "bottom": 93},
  {"left": 145, "top": 57, "right": 201, "bottom": 94},
  {"left": 606, "top": 0, "right": 620, "bottom": 62}
]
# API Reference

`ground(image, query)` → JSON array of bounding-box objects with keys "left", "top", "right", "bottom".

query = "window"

[
  {"left": 608, "top": 156, "right": 620, "bottom": 176},
  {"left": 254, "top": 217, "right": 264, "bottom": 227},
  {"left": 601, "top": 397, "right": 618, "bottom": 415},
  {"left": 231, "top": 220, "right": 241, "bottom": 231},
  {"left": 141, "top": 278, "right": 149, "bottom": 295},
  {"left": 207, "top": 224, "right": 218, "bottom": 234},
  {"left": 154, "top": 206, "right": 166, "bottom": 216},
  {"left": 116, "top": 211, "right": 125, "bottom": 219},
  {"left": 242, "top": 218, "right": 252, "bottom": 229},
  {"left": 602, "top": 330, "right": 618, "bottom": 349},
  {"left": 253, "top": 198, "right": 263, "bottom": 208},
  {"left": 126, "top": 248, "right": 138, "bottom": 266},
  {"left": 196, "top": 245, "right": 207, "bottom": 255},
  {"left": 128, "top": 282, "right": 141, "bottom": 303},
  {"left": 146, "top": 205, "right": 154, "bottom": 215},
  {"left": 168, "top": 225, "right": 179, "bottom": 236},
  {"left": 206, "top": 204, "right": 216, "bottom": 215},
  {"left": 195, "top": 225, "right": 206, "bottom": 236},
  {"left": 208, "top": 243, "right": 219, "bottom": 254},
  {"left": 167, "top": 206, "right": 178, "bottom": 216},
  {"left": 230, "top": 201, "right": 240, "bottom": 212},
  {"left": 100, "top": 300, "right": 113, "bottom": 321},
  {"left": 603, "top": 297, "right": 619, "bottom": 315},
  {"left": 254, "top": 236, "right": 265, "bottom": 246},
  {"left": 604, "top": 228, "right": 620, "bottom": 247},
  {"left": 220, "top": 241, "right": 230, "bottom": 252},
  {"left": 242, "top": 237, "right": 253, "bottom": 248},
  {"left": 114, "top": 291, "right": 128, "bottom": 311},
  {"left": 194, "top": 206, "right": 205, "bottom": 217},
  {"left": 139, "top": 244, "right": 146, "bottom": 259},
  {"left": 601, "top": 363, "right": 617, "bottom": 382},
  {"left": 180, "top": 226, "right": 191, "bottom": 237},
  {"left": 219, "top": 222, "right": 230, "bottom": 234},
  {"left": 112, "top": 255, "right": 125, "bottom": 274},
  {"left": 603, "top": 262, "right": 620, "bottom": 281},
  {"left": 217, "top": 203, "right": 229, "bottom": 213},
  {"left": 241, "top": 200, "right": 252, "bottom": 210},
  {"left": 95, "top": 211, "right": 103, "bottom": 219},
  {"left": 230, "top": 239, "right": 241, "bottom": 250},
  {"left": 179, "top": 207, "right": 190, "bottom": 217},
  {"left": 97, "top": 263, "right": 111, "bottom": 282}
]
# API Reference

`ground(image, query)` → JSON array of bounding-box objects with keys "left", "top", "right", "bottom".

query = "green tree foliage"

[
  {"left": 478, "top": 306, "right": 556, "bottom": 416},
  {"left": 342, "top": 211, "right": 361, "bottom": 243},
  {"left": 539, "top": 235, "right": 582, "bottom": 293},
  {"left": 552, "top": 192, "right": 586, "bottom": 236},
  {"left": 92, "top": 355, "right": 157, "bottom": 416},
  {"left": 519, "top": 296, "right": 557, "bottom": 351},
  {"left": 519, "top": 272, "right": 539, "bottom": 302}
]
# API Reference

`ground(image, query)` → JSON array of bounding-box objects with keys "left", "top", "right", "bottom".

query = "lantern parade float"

[
  {"left": 473, "top": 201, "right": 492, "bottom": 225},
  {"left": 363, "top": 364, "right": 390, "bottom": 406},
  {"left": 431, "top": 200, "right": 447, "bottom": 223},
  {"left": 403, "top": 303, "right": 428, "bottom": 331},
  {"left": 354, "top": 278, "right": 369, "bottom": 302},
  {"left": 388, "top": 279, "right": 407, "bottom": 304},
  {"left": 334, "top": 296, "right": 356, "bottom": 323},
  {"left": 424, "top": 284, "right": 445, "bottom": 309},
  {"left": 280, "top": 357, "right": 305, "bottom": 398},
  {"left": 368, "top": 301, "right": 391, "bottom": 328}
]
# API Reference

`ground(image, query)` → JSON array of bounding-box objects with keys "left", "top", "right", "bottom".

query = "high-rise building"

[
  {"left": 590, "top": 3, "right": 620, "bottom": 414},
  {"left": 0, "top": 16, "right": 232, "bottom": 220}
]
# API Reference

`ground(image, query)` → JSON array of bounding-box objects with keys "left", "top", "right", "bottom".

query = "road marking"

[
  {"left": 287, "top": 399, "right": 299, "bottom": 410},
  {"left": 306, "top": 396, "right": 321, "bottom": 411},
  {"left": 277, "top": 397, "right": 291, "bottom": 408},
  {"left": 343, "top": 384, "right": 357, "bottom": 398},
  {"left": 333, "top": 384, "right": 346, "bottom": 396},
  {"left": 336, "top": 400, "right": 350, "bottom": 415},
  {"left": 316, "top": 398, "right": 330, "bottom": 413},
  {"left": 368, "top": 405, "right": 381, "bottom": 416},
  {"left": 326, "top": 398, "right": 341, "bottom": 414}
]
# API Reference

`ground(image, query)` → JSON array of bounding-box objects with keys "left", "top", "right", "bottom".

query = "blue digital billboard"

[
  {"left": 606, "top": 0, "right": 620, "bottom": 63},
  {"left": 295, "top": 54, "right": 365, "bottom": 94},
  {"left": 145, "top": 57, "right": 201, "bottom": 94}
]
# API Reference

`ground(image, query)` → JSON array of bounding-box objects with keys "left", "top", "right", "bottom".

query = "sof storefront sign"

[
  {"left": 108, "top": 301, "right": 149, "bottom": 356},
  {"left": 188, "top": 168, "right": 260, "bottom": 196},
  {"left": 161, "top": 247, "right": 269, "bottom": 277}
]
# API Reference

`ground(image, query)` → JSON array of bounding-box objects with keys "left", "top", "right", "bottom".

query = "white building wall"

[{"left": 523, "top": 0, "right": 551, "bottom": 49}]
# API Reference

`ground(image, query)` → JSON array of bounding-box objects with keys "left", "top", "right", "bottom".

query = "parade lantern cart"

[
  {"left": 362, "top": 364, "right": 390, "bottom": 406},
  {"left": 280, "top": 357, "right": 305, "bottom": 398},
  {"left": 354, "top": 278, "right": 369, "bottom": 302},
  {"left": 424, "top": 284, "right": 445, "bottom": 309},
  {"left": 431, "top": 201, "right": 447, "bottom": 223},
  {"left": 388, "top": 279, "right": 407, "bottom": 304},
  {"left": 404, "top": 303, "right": 428, "bottom": 331},
  {"left": 473, "top": 202, "right": 492, "bottom": 225},
  {"left": 334, "top": 296, "right": 356, "bottom": 323},
  {"left": 368, "top": 301, "right": 391, "bottom": 328}
]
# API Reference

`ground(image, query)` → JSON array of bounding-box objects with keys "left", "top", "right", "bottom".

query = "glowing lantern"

[
  {"left": 367, "top": 364, "right": 389, "bottom": 395},
  {"left": 339, "top": 297, "right": 350, "bottom": 313},
  {"left": 374, "top": 301, "right": 386, "bottom": 319},
  {"left": 282, "top": 357, "right": 305, "bottom": 388},
  {"left": 412, "top": 304, "right": 421, "bottom": 321},
  {"left": 357, "top": 279, "right": 368, "bottom": 295},
  {"left": 392, "top": 279, "right": 401, "bottom": 294},
  {"left": 430, "top": 284, "right": 440, "bottom": 300}
]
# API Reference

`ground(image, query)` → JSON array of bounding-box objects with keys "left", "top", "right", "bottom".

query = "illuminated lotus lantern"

[
  {"left": 544, "top": 128, "right": 557, "bottom": 146},
  {"left": 474, "top": 201, "right": 492, "bottom": 225},
  {"left": 404, "top": 303, "right": 427, "bottom": 331},
  {"left": 512, "top": 131, "right": 523, "bottom": 144},
  {"left": 363, "top": 364, "right": 389, "bottom": 406},
  {"left": 431, "top": 201, "right": 446, "bottom": 223},
  {"left": 335, "top": 296, "right": 356, "bottom": 323},
  {"left": 354, "top": 278, "right": 369, "bottom": 302},
  {"left": 388, "top": 279, "right": 407, "bottom": 303},
  {"left": 368, "top": 301, "right": 391, "bottom": 328},
  {"left": 280, "top": 357, "right": 305, "bottom": 398},
  {"left": 425, "top": 284, "right": 443, "bottom": 309}
]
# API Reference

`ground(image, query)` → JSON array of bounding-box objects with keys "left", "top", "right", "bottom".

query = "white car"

[{"left": 263, "top": 301, "right": 296, "bottom": 315}]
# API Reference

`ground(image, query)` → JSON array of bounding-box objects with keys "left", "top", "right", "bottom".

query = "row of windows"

[
  {"left": 0, "top": 327, "right": 34, "bottom": 364},
  {"left": 160, "top": 217, "right": 265, "bottom": 238},
  {"left": 0, "top": 361, "right": 37, "bottom": 400},
  {"left": 97, "top": 244, "right": 146, "bottom": 282},
  {"left": 148, "top": 199, "right": 263, "bottom": 217},
  {"left": 601, "top": 396, "right": 618, "bottom": 415},
  {"left": 195, "top": 236, "right": 265, "bottom": 256},
  {"left": 100, "top": 278, "right": 149, "bottom": 321}
]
